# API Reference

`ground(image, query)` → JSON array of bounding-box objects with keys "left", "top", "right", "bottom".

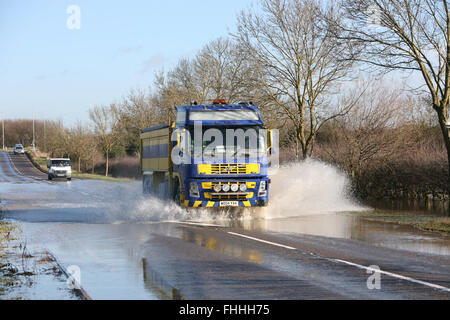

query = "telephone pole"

[
  {"left": 2, "top": 118, "right": 4, "bottom": 151},
  {"left": 32, "top": 108, "right": 35, "bottom": 151}
]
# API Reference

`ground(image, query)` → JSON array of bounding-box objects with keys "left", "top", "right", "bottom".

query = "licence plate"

[{"left": 219, "top": 201, "right": 239, "bottom": 207}]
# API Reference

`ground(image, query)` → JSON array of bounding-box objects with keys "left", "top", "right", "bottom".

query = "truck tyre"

[
  {"left": 143, "top": 175, "right": 153, "bottom": 194},
  {"left": 173, "top": 180, "right": 181, "bottom": 206},
  {"left": 67, "top": 178, "right": 71, "bottom": 181},
  {"left": 48, "top": 175, "right": 52, "bottom": 181}
]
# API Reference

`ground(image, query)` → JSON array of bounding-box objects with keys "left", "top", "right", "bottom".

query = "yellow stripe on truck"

[
  {"left": 198, "top": 164, "right": 211, "bottom": 175},
  {"left": 202, "top": 182, "right": 212, "bottom": 189},
  {"left": 243, "top": 201, "right": 251, "bottom": 207},
  {"left": 206, "top": 201, "right": 215, "bottom": 207},
  {"left": 198, "top": 164, "right": 260, "bottom": 175},
  {"left": 193, "top": 201, "right": 202, "bottom": 207}
]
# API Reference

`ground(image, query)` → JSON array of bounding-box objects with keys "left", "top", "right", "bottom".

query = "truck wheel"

[
  {"left": 143, "top": 175, "right": 154, "bottom": 194},
  {"left": 48, "top": 175, "right": 52, "bottom": 181},
  {"left": 173, "top": 181, "right": 181, "bottom": 206},
  {"left": 67, "top": 178, "right": 71, "bottom": 181}
]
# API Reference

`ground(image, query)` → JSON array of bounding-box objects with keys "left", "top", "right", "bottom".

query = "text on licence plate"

[{"left": 219, "top": 201, "right": 239, "bottom": 207}]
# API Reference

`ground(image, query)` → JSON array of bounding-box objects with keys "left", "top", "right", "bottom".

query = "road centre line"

[
  {"left": 175, "top": 221, "right": 225, "bottom": 228},
  {"left": 227, "top": 231, "right": 297, "bottom": 250},
  {"left": 226, "top": 231, "right": 450, "bottom": 293},
  {"left": 331, "top": 258, "right": 450, "bottom": 293}
]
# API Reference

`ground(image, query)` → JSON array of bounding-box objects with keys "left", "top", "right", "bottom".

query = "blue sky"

[{"left": 0, "top": 0, "right": 254, "bottom": 125}]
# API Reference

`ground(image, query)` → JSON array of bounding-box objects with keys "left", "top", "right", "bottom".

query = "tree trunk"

[
  {"left": 436, "top": 104, "right": 450, "bottom": 215},
  {"left": 78, "top": 157, "right": 81, "bottom": 172},
  {"left": 105, "top": 152, "right": 109, "bottom": 177}
]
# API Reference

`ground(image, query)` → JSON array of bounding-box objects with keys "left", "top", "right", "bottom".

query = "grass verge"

[
  {"left": 0, "top": 221, "right": 17, "bottom": 296},
  {"left": 355, "top": 211, "right": 450, "bottom": 234},
  {"left": 26, "top": 150, "right": 135, "bottom": 183},
  {"left": 71, "top": 172, "right": 135, "bottom": 183}
]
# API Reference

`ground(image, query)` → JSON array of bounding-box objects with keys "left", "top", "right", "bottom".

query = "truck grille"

[
  {"left": 198, "top": 163, "right": 260, "bottom": 175},
  {"left": 208, "top": 193, "right": 249, "bottom": 201}
]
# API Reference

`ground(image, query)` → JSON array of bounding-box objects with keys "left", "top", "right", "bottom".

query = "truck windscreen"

[
  {"left": 188, "top": 126, "right": 266, "bottom": 158},
  {"left": 189, "top": 110, "right": 260, "bottom": 121}
]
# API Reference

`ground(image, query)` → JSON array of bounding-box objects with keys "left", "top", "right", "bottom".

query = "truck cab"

[
  {"left": 141, "top": 100, "right": 276, "bottom": 208},
  {"left": 47, "top": 158, "right": 72, "bottom": 181}
]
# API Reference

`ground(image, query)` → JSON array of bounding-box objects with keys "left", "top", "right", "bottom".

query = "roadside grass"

[
  {"left": 354, "top": 211, "right": 450, "bottom": 234},
  {"left": 0, "top": 221, "right": 16, "bottom": 243},
  {"left": 71, "top": 172, "right": 135, "bottom": 183},
  {"left": 34, "top": 156, "right": 48, "bottom": 170},
  {"left": 0, "top": 221, "right": 17, "bottom": 297},
  {"left": 26, "top": 150, "right": 135, "bottom": 183}
]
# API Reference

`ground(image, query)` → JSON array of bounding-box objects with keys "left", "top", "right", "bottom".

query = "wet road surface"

[{"left": 1, "top": 151, "right": 449, "bottom": 299}]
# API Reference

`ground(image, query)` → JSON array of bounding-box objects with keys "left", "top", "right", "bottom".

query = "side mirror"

[{"left": 267, "top": 129, "right": 278, "bottom": 155}]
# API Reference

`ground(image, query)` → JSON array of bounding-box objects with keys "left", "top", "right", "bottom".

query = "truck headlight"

[
  {"left": 222, "top": 184, "right": 230, "bottom": 192},
  {"left": 213, "top": 184, "right": 222, "bottom": 192},
  {"left": 258, "top": 181, "right": 267, "bottom": 197},
  {"left": 231, "top": 184, "right": 239, "bottom": 192},
  {"left": 239, "top": 184, "right": 247, "bottom": 192},
  {"left": 189, "top": 182, "right": 200, "bottom": 198}
]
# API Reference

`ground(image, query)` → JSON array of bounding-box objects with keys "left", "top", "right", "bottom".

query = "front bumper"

[
  {"left": 49, "top": 171, "right": 72, "bottom": 178},
  {"left": 182, "top": 178, "right": 269, "bottom": 208},
  {"left": 182, "top": 199, "right": 268, "bottom": 208}
]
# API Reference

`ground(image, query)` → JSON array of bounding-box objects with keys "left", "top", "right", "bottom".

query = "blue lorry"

[{"left": 140, "top": 99, "right": 276, "bottom": 208}]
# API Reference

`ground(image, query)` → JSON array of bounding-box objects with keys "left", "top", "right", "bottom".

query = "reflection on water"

[
  {"left": 192, "top": 211, "right": 450, "bottom": 256},
  {"left": 182, "top": 229, "right": 263, "bottom": 264},
  {"left": 142, "top": 258, "right": 183, "bottom": 300}
]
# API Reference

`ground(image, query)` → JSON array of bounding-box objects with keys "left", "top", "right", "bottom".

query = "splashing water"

[
  {"left": 266, "top": 159, "right": 366, "bottom": 218},
  {"left": 102, "top": 159, "right": 365, "bottom": 223}
]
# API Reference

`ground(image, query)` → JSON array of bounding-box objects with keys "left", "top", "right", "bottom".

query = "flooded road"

[{"left": 1, "top": 152, "right": 450, "bottom": 299}]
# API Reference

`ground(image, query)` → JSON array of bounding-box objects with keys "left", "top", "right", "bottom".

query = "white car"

[
  {"left": 47, "top": 158, "right": 72, "bottom": 181},
  {"left": 14, "top": 144, "right": 25, "bottom": 155}
]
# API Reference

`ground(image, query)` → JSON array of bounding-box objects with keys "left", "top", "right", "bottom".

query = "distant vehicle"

[
  {"left": 47, "top": 158, "right": 72, "bottom": 181},
  {"left": 14, "top": 144, "right": 25, "bottom": 155}
]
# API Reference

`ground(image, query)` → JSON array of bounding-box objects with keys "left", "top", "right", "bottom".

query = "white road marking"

[
  {"left": 6, "top": 152, "right": 24, "bottom": 175},
  {"left": 6, "top": 152, "right": 50, "bottom": 183},
  {"left": 227, "top": 232, "right": 297, "bottom": 250},
  {"left": 332, "top": 259, "right": 450, "bottom": 293},
  {"left": 227, "top": 231, "right": 450, "bottom": 293},
  {"left": 175, "top": 221, "right": 225, "bottom": 228}
]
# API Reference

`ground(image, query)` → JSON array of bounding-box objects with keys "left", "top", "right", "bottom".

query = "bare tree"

[
  {"left": 155, "top": 37, "right": 259, "bottom": 112},
  {"left": 69, "top": 121, "right": 91, "bottom": 172},
  {"left": 117, "top": 88, "right": 157, "bottom": 154},
  {"left": 89, "top": 104, "right": 122, "bottom": 176},
  {"left": 340, "top": 0, "right": 450, "bottom": 192},
  {"left": 234, "top": 0, "right": 359, "bottom": 159},
  {"left": 194, "top": 37, "right": 257, "bottom": 103},
  {"left": 320, "top": 80, "right": 414, "bottom": 187}
]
